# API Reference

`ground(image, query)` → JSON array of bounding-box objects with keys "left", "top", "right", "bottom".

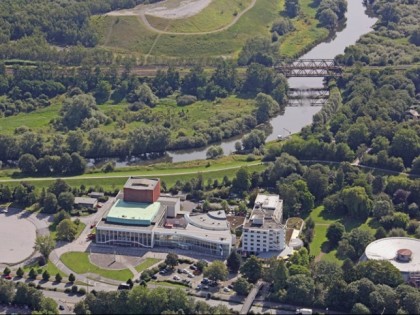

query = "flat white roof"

[
  {"left": 254, "top": 194, "right": 280, "bottom": 210},
  {"left": 364, "top": 237, "right": 420, "bottom": 273}
]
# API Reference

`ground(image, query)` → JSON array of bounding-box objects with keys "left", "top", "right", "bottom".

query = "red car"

[{"left": 3, "top": 275, "right": 12, "bottom": 280}]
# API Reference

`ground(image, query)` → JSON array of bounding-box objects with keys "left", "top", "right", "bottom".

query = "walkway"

[{"left": 240, "top": 280, "right": 264, "bottom": 314}]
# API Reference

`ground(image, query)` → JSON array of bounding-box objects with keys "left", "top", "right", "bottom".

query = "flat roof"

[
  {"left": 364, "top": 237, "right": 420, "bottom": 273},
  {"left": 254, "top": 194, "right": 281, "bottom": 210},
  {"left": 106, "top": 199, "right": 161, "bottom": 226},
  {"left": 124, "top": 177, "right": 159, "bottom": 190}
]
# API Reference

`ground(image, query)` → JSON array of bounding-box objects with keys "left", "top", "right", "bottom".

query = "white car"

[
  {"left": 173, "top": 275, "right": 180, "bottom": 281},
  {"left": 223, "top": 287, "right": 231, "bottom": 292},
  {"left": 1, "top": 209, "right": 8, "bottom": 213}
]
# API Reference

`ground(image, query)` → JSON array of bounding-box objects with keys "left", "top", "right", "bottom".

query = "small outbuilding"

[{"left": 74, "top": 197, "right": 98, "bottom": 209}]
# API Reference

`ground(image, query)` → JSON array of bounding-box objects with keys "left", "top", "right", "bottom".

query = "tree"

[
  {"left": 42, "top": 192, "right": 58, "bottom": 214},
  {"left": 206, "top": 146, "right": 223, "bottom": 159},
  {"left": 68, "top": 273, "right": 75, "bottom": 282},
  {"left": 16, "top": 267, "right": 24, "bottom": 278},
  {"left": 285, "top": 0, "right": 300, "bottom": 17},
  {"left": 34, "top": 235, "right": 56, "bottom": 260},
  {"left": 240, "top": 256, "right": 262, "bottom": 283},
  {"left": 40, "top": 297, "right": 58, "bottom": 314},
  {"left": 255, "top": 93, "right": 279, "bottom": 124},
  {"left": 60, "top": 94, "right": 97, "bottom": 130},
  {"left": 29, "top": 268, "right": 37, "bottom": 279},
  {"left": 390, "top": 129, "right": 420, "bottom": 167},
  {"left": 285, "top": 274, "right": 315, "bottom": 305},
  {"left": 94, "top": 80, "right": 111, "bottom": 104},
  {"left": 58, "top": 192, "right": 75, "bottom": 212},
  {"left": 0, "top": 278, "right": 15, "bottom": 304},
  {"left": 343, "top": 228, "right": 375, "bottom": 258},
  {"left": 18, "top": 153, "right": 37, "bottom": 174},
  {"left": 55, "top": 273, "right": 62, "bottom": 283},
  {"left": 313, "top": 261, "right": 343, "bottom": 287},
  {"left": 226, "top": 251, "right": 241, "bottom": 273},
  {"left": 242, "top": 129, "right": 266, "bottom": 151},
  {"left": 341, "top": 186, "right": 372, "bottom": 221},
  {"left": 42, "top": 270, "right": 50, "bottom": 281},
  {"left": 375, "top": 227, "right": 387, "bottom": 239},
  {"left": 196, "top": 260, "right": 208, "bottom": 272},
  {"left": 56, "top": 219, "right": 78, "bottom": 241},
  {"left": 263, "top": 259, "right": 288, "bottom": 291},
  {"left": 232, "top": 167, "right": 251, "bottom": 193},
  {"left": 356, "top": 260, "right": 403, "bottom": 287},
  {"left": 203, "top": 260, "right": 228, "bottom": 282},
  {"left": 233, "top": 277, "right": 252, "bottom": 296},
  {"left": 165, "top": 253, "right": 178, "bottom": 269},
  {"left": 318, "top": 8, "right": 338, "bottom": 29},
  {"left": 3, "top": 267, "right": 10, "bottom": 276},
  {"left": 372, "top": 199, "right": 394, "bottom": 219},
  {"left": 326, "top": 222, "right": 345, "bottom": 247},
  {"left": 351, "top": 303, "right": 371, "bottom": 314}
]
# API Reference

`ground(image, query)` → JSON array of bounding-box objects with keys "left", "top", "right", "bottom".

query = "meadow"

[
  {"left": 145, "top": 0, "right": 253, "bottom": 33},
  {"left": 92, "top": 0, "right": 328, "bottom": 60}
]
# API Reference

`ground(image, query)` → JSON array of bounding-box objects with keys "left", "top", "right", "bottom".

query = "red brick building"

[{"left": 123, "top": 177, "right": 160, "bottom": 203}]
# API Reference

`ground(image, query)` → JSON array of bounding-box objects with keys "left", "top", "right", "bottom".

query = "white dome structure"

[{"left": 362, "top": 237, "right": 420, "bottom": 283}]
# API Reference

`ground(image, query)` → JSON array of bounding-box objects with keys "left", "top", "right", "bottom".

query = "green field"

[
  {"left": 60, "top": 252, "right": 134, "bottom": 282},
  {"left": 135, "top": 258, "right": 162, "bottom": 273},
  {"left": 93, "top": 0, "right": 327, "bottom": 60},
  {"left": 145, "top": 0, "right": 253, "bottom": 33},
  {"left": 0, "top": 95, "right": 256, "bottom": 144}
]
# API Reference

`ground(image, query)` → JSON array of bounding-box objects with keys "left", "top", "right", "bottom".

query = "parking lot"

[{"left": 152, "top": 260, "right": 237, "bottom": 296}]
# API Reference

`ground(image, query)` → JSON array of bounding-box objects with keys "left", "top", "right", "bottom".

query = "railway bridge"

[{"left": 275, "top": 59, "right": 343, "bottom": 77}]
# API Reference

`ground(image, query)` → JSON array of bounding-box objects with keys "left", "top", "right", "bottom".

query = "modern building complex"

[
  {"left": 361, "top": 237, "right": 420, "bottom": 286},
  {"left": 241, "top": 194, "right": 286, "bottom": 254},
  {"left": 96, "top": 177, "right": 234, "bottom": 258}
]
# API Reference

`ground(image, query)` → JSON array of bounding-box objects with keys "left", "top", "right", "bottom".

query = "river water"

[{"left": 95, "top": 0, "right": 377, "bottom": 168}]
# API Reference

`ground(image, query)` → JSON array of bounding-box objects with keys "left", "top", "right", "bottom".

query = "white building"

[
  {"left": 95, "top": 178, "right": 234, "bottom": 258},
  {"left": 241, "top": 194, "right": 286, "bottom": 254},
  {"left": 361, "top": 237, "right": 420, "bottom": 286}
]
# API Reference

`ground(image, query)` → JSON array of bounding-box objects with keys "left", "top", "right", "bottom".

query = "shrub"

[
  {"left": 78, "top": 288, "right": 86, "bottom": 295},
  {"left": 71, "top": 285, "right": 78, "bottom": 293},
  {"left": 176, "top": 95, "right": 197, "bottom": 106}
]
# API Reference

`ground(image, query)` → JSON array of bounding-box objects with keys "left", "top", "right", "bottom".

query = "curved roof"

[{"left": 364, "top": 237, "right": 420, "bottom": 273}]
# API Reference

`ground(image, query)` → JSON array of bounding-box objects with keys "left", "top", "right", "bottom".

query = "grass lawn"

[
  {"left": 60, "top": 252, "right": 133, "bottom": 282},
  {"left": 135, "top": 258, "right": 162, "bottom": 273},
  {"left": 49, "top": 222, "right": 86, "bottom": 242},
  {"left": 308, "top": 206, "right": 375, "bottom": 264},
  {"left": 145, "top": 0, "right": 253, "bottom": 33},
  {"left": 0, "top": 157, "right": 266, "bottom": 192},
  {"left": 23, "top": 260, "right": 67, "bottom": 278}
]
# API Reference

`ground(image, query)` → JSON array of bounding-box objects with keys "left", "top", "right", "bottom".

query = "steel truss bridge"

[{"left": 275, "top": 59, "right": 343, "bottom": 77}]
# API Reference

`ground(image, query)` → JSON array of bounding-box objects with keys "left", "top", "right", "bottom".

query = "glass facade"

[{"left": 96, "top": 229, "right": 152, "bottom": 247}]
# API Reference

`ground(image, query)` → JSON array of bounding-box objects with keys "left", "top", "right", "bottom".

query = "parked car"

[
  {"left": 209, "top": 281, "right": 218, "bottom": 287},
  {"left": 59, "top": 305, "right": 65, "bottom": 311},
  {"left": 151, "top": 275, "right": 157, "bottom": 280},
  {"left": 173, "top": 275, "right": 180, "bottom": 281},
  {"left": 223, "top": 287, "right": 231, "bottom": 292},
  {"left": 187, "top": 274, "right": 194, "bottom": 278},
  {"left": 1, "top": 209, "right": 8, "bottom": 213},
  {"left": 3, "top": 275, "right": 12, "bottom": 280},
  {"left": 189, "top": 265, "right": 197, "bottom": 271},
  {"left": 228, "top": 284, "right": 234, "bottom": 289},
  {"left": 201, "top": 278, "right": 209, "bottom": 284}
]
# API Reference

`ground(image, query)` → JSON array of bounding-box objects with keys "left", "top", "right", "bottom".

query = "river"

[
  {"left": 164, "top": 0, "right": 377, "bottom": 163},
  {"left": 96, "top": 0, "right": 377, "bottom": 168}
]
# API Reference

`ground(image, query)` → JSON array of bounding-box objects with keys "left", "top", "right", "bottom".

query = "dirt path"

[{"left": 137, "top": 0, "right": 257, "bottom": 36}]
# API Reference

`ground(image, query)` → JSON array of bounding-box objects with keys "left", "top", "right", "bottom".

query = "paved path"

[
  {"left": 137, "top": 0, "right": 257, "bottom": 36},
  {"left": 240, "top": 280, "right": 264, "bottom": 314}
]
